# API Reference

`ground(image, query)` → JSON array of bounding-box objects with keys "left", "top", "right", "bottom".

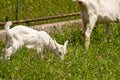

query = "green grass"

[
  {"left": 1, "top": 0, "right": 120, "bottom": 79},
  {"left": 0, "top": 0, "right": 79, "bottom": 26},
  {"left": 0, "top": 24, "right": 120, "bottom": 80}
]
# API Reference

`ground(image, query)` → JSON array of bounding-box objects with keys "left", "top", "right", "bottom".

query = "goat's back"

[
  {"left": 78, "top": 0, "right": 120, "bottom": 22},
  {"left": 9, "top": 26, "right": 40, "bottom": 44}
]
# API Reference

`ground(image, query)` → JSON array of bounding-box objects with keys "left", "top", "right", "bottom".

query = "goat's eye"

[{"left": 58, "top": 52, "right": 62, "bottom": 55}]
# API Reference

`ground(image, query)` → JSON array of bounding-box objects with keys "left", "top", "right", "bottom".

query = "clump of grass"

[{"left": 51, "top": 25, "right": 84, "bottom": 46}]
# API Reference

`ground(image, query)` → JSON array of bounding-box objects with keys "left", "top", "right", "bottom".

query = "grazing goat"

[
  {"left": 1, "top": 21, "right": 68, "bottom": 60},
  {"left": 73, "top": 0, "right": 120, "bottom": 51}
]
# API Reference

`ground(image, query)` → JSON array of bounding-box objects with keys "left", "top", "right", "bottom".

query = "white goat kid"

[
  {"left": 73, "top": 0, "right": 120, "bottom": 51},
  {"left": 2, "top": 21, "right": 68, "bottom": 60}
]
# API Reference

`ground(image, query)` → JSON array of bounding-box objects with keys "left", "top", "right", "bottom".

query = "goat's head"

[{"left": 54, "top": 39, "right": 68, "bottom": 60}]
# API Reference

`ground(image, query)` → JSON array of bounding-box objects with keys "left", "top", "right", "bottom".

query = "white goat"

[
  {"left": 1, "top": 21, "right": 68, "bottom": 60},
  {"left": 73, "top": 0, "right": 120, "bottom": 51}
]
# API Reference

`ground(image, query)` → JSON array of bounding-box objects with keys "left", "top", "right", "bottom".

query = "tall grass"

[{"left": 0, "top": 24, "right": 120, "bottom": 80}]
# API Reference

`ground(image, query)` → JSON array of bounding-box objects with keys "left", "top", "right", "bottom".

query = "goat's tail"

[{"left": 4, "top": 21, "right": 12, "bottom": 34}]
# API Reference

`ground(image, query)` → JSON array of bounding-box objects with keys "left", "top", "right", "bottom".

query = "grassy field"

[
  {"left": 0, "top": 24, "right": 120, "bottom": 80},
  {"left": 1, "top": 0, "right": 120, "bottom": 80},
  {"left": 0, "top": 0, "right": 79, "bottom": 22}
]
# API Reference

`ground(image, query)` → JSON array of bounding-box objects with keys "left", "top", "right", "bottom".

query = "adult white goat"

[
  {"left": 73, "top": 0, "right": 120, "bottom": 51},
  {"left": 1, "top": 21, "right": 68, "bottom": 60}
]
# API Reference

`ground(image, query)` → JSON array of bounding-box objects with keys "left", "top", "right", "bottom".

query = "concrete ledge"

[{"left": 0, "top": 19, "right": 82, "bottom": 40}]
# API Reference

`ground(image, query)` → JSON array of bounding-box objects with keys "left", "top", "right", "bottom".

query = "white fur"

[
  {"left": 2, "top": 21, "right": 68, "bottom": 60},
  {"left": 73, "top": 0, "right": 120, "bottom": 51}
]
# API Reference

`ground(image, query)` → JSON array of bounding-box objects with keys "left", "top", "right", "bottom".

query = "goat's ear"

[
  {"left": 64, "top": 40, "right": 68, "bottom": 53},
  {"left": 53, "top": 39, "right": 58, "bottom": 49},
  {"left": 64, "top": 40, "right": 68, "bottom": 48}
]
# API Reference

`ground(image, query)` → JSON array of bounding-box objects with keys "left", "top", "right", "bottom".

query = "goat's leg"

[
  {"left": 1, "top": 40, "right": 12, "bottom": 59},
  {"left": 82, "top": 22, "right": 87, "bottom": 35},
  {"left": 80, "top": 6, "right": 89, "bottom": 35},
  {"left": 85, "top": 15, "right": 97, "bottom": 51},
  {"left": 4, "top": 40, "right": 21, "bottom": 60},
  {"left": 37, "top": 48, "right": 44, "bottom": 59},
  {"left": 4, "top": 47, "right": 13, "bottom": 60}
]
